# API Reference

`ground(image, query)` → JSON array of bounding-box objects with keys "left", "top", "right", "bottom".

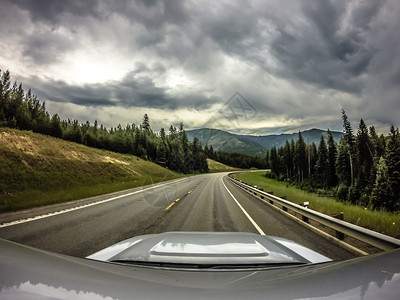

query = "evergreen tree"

[
  {"left": 327, "top": 129, "right": 338, "bottom": 187},
  {"left": 341, "top": 109, "right": 356, "bottom": 187},
  {"left": 371, "top": 157, "right": 393, "bottom": 210},
  {"left": 50, "top": 114, "right": 63, "bottom": 138},
  {"left": 179, "top": 122, "right": 190, "bottom": 172},
  {"left": 269, "top": 147, "right": 280, "bottom": 178},
  {"left": 209, "top": 145, "right": 215, "bottom": 159},
  {"left": 336, "top": 137, "right": 351, "bottom": 186},
  {"left": 295, "top": 132, "right": 307, "bottom": 183},
  {"left": 141, "top": 114, "right": 151, "bottom": 132},
  {"left": 356, "top": 119, "right": 373, "bottom": 190},
  {"left": 315, "top": 136, "right": 330, "bottom": 188},
  {"left": 290, "top": 140, "right": 296, "bottom": 179},
  {"left": 283, "top": 140, "right": 293, "bottom": 179},
  {"left": 265, "top": 150, "right": 270, "bottom": 169},
  {"left": 386, "top": 126, "right": 400, "bottom": 211},
  {"left": 307, "top": 142, "right": 317, "bottom": 181}
]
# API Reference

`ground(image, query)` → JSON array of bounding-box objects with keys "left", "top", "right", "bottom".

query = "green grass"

[
  {"left": 0, "top": 128, "right": 183, "bottom": 212},
  {"left": 234, "top": 171, "right": 400, "bottom": 238},
  {"left": 207, "top": 158, "right": 243, "bottom": 173}
]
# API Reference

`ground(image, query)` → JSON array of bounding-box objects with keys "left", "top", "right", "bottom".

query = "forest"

[
  {"left": 265, "top": 110, "right": 400, "bottom": 212},
  {"left": 0, "top": 70, "right": 266, "bottom": 174}
]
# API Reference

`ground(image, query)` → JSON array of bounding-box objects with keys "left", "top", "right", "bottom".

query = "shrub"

[{"left": 337, "top": 184, "right": 348, "bottom": 201}]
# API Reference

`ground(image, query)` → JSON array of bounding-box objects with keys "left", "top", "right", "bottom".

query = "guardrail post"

[
  {"left": 333, "top": 212, "right": 345, "bottom": 240},
  {"left": 301, "top": 202, "right": 309, "bottom": 223}
]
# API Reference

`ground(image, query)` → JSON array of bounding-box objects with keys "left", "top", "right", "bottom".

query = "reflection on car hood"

[
  {"left": 87, "top": 232, "right": 331, "bottom": 266},
  {"left": 1, "top": 237, "right": 400, "bottom": 299}
]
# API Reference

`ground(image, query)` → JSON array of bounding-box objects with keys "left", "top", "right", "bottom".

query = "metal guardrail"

[{"left": 228, "top": 176, "right": 400, "bottom": 251}]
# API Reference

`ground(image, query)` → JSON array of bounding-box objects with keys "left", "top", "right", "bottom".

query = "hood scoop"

[{"left": 107, "top": 232, "right": 305, "bottom": 265}]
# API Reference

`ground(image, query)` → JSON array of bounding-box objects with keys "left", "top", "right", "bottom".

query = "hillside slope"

[
  {"left": 186, "top": 128, "right": 267, "bottom": 156},
  {"left": 207, "top": 158, "right": 242, "bottom": 173},
  {"left": 0, "top": 128, "right": 182, "bottom": 212}
]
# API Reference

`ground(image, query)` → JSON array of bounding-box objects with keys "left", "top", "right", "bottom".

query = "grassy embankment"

[
  {"left": 234, "top": 171, "right": 400, "bottom": 238},
  {"left": 0, "top": 128, "right": 186, "bottom": 212},
  {"left": 206, "top": 158, "right": 242, "bottom": 173}
]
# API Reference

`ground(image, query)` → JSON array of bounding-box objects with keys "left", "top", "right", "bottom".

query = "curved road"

[{"left": 0, "top": 172, "right": 355, "bottom": 260}]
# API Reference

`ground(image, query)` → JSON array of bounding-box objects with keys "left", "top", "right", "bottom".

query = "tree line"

[
  {"left": 266, "top": 109, "right": 400, "bottom": 211},
  {"left": 203, "top": 144, "right": 267, "bottom": 169},
  {"left": 0, "top": 70, "right": 208, "bottom": 174}
]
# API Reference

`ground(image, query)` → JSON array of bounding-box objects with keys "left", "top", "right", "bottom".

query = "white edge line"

[
  {"left": 0, "top": 178, "right": 187, "bottom": 228},
  {"left": 221, "top": 177, "right": 266, "bottom": 235}
]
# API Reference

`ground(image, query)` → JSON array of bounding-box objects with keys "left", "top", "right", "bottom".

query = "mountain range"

[{"left": 186, "top": 128, "right": 343, "bottom": 157}]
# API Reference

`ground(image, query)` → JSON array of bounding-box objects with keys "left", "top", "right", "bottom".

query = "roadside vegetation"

[
  {"left": 206, "top": 159, "right": 242, "bottom": 173},
  {"left": 264, "top": 110, "right": 400, "bottom": 213},
  {"left": 0, "top": 128, "right": 184, "bottom": 212},
  {"left": 235, "top": 171, "right": 400, "bottom": 238}
]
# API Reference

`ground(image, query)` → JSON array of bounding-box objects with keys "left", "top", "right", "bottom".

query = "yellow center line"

[
  {"left": 164, "top": 184, "right": 198, "bottom": 211},
  {"left": 165, "top": 198, "right": 181, "bottom": 210},
  {"left": 165, "top": 202, "right": 176, "bottom": 210}
]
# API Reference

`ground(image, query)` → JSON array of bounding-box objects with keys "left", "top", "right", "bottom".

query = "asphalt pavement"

[{"left": 0, "top": 172, "right": 355, "bottom": 259}]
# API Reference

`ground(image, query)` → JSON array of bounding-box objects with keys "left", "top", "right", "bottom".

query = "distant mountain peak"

[{"left": 186, "top": 128, "right": 343, "bottom": 156}]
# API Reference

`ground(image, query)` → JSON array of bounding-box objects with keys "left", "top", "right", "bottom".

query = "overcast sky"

[{"left": 1, "top": 0, "right": 399, "bottom": 135}]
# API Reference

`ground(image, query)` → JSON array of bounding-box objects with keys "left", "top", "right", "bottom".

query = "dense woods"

[
  {"left": 203, "top": 145, "right": 267, "bottom": 170},
  {"left": 266, "top": 109, "right": 400, "bottom": 211},
  {"left": 0, "top": 70, "right": 208, "bottom": 174}
]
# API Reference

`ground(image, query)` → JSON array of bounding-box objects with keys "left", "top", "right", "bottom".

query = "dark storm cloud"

[
  {"left": 264, "top": 1, "right": 379, "bottom": 93},
  {"left": 25, "top": 71, "right": 170, "bottom": 108},
  {"left": 23, "top": 68, "right": 215, "bottom": 110},
  {"left": 1, "top": 0, "right": 399, "bottom": 132},
  {"left": 12, "top": 0, "right": 104, "bottom": 24},
  {"left": 108, "top": 0, "right": 189, "bottom": 29},
  {"left": 21, "top": 31, "right": 74, "bottom": 65}
]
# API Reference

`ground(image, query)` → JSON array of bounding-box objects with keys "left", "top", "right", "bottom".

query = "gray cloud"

[
  {"left": 23, "top": 67, "right": 216, "bottom": 111},
  {"left": 12, "top": 0, "right": 104, "bottom": 24},
  {"left": 0, "top": 0, "right": 399, "bottom": 134},
  {"left": 21, "top": 30, "right": 74, "bottom": 65}
]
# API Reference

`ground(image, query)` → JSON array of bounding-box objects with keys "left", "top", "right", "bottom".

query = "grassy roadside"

[
  {"left": 207, "top": 158, "right": 242, "bottom": 173},
  {"left": 0, "top": 128, "right": 183, "bottom": 213},
  {"left": 234, "top": 171, "right": 400, "bottom": 238}
]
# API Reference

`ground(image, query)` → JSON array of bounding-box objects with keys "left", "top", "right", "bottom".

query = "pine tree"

[
  {"left": 371, "top": 157, "right": 393, "bottom": 210},
  {"left": 336, "top": 137, "right": 351, "bottom": 186},
  {"left": 315, "top": 136, "right": 330, "bottom": 188},
  {"left": 50, "top": 114, "right": 63, "bottom": 138},
  {"left": 295, "top": 132, "right": 307, "bottom": 183},
  {"left": 386, "top": 126, "right": 400, "bottom": 211},
  {"left": 283, "top": 140, "right": 293, "bottom": 179},
  {"left": 308, "top": 142, "right": 317, "bottom": 182},
  {"left": 269, "top": 147, "right": 280, "bottom": 178},
  {"left": 341, "top": 109, "right": 356, "bottom": 187},
  {"left": 141, "top": 114, "right": 151, "bottom": 132},
  {"left": 356, "top": 119, "right": 373, "bottom": 190},
  {"left": 327, "top": 129, "right": 338, "bottom": 187}
]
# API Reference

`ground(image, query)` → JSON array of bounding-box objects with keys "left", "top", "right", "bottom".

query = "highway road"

[{"left": 0, "top": 172, "right": 355, "bottom": 260}]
